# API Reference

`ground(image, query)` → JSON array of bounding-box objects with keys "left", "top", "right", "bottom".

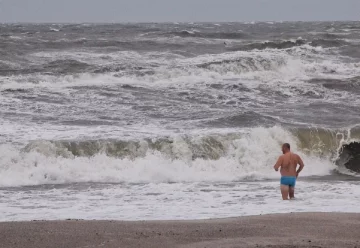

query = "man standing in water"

[{"left": 274, "top": 143, "right": 305, "bottom": 200}]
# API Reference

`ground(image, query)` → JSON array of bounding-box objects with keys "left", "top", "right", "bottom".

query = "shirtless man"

[{"left": 274, "top": 143, "right": 305, "bottom": 200}]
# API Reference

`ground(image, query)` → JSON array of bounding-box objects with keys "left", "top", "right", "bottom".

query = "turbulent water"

[{"left": 1, "top": 22, "right": 360, "bottom": 221}]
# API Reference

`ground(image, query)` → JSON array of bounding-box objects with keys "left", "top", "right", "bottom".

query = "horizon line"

[{"left": 1, "top": 20, "right": 359, "bottom": 24}]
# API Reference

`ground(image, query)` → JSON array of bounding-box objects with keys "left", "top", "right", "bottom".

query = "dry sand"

[{"left": 1, "top": 213, "right": 360, "bottom": 248}]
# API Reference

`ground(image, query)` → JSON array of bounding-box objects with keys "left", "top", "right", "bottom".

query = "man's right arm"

[
  {"left": 296, "top": 155, "right": 305, "bottom": 177},
  {"left": 274, "top": 156, "right": 282, "bottom": 171}
]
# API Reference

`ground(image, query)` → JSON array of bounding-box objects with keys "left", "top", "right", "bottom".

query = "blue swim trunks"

[{"left": 280, "top": 176, "right": 296, "bottom": 187}]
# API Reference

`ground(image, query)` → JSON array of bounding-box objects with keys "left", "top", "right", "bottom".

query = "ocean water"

[{"left": 1, "top": 22, "right": 360, "bottom": 221}]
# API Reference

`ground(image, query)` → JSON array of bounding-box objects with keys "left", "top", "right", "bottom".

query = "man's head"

[{"left": 282, "top": 143, "right": 291, "bottom": 154}]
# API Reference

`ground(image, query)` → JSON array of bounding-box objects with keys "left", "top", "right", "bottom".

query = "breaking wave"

[{"left": 1, "top": 126, "right": 359, "bottom": 187}]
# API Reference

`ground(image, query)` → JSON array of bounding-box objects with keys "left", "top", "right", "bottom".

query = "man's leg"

[
  {"left": 289, "top": 187, "right": 295, "bottom": 199},
  {"left": 280, "top": 185, "right": 289, "bottom": 200}
]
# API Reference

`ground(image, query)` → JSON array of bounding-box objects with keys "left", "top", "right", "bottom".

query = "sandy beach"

[{"left": 0, "top": 213, "right": 359, "bottom": 248}]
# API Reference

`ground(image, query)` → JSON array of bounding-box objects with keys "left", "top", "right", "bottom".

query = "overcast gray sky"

[{"left": 0, "top": 0, "right": 359, "bottom": 23}]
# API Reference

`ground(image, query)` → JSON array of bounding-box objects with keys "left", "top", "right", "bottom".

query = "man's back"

[{"left": 278, "top": 152, "right": 300, "bottom": 177}]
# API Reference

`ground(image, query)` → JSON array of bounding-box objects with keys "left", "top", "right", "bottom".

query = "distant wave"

[
  {"left": 205, "top": 111, "right": 278, "bottom": 128},
  {"left": 309, "top": 76, "right": 360, "bottom": 93},
  {"left": 309, "top": 39, "right": 347, "bottom": 47},
  {"left": 229, "top": 39, "right": 306, "bottom": 51},
  {"left": 43, "top": 59, "right": 92, "bottom": 73},
  {"left": 0, "top": 59, "right": 92, "bottom": 76},
  {"left": 229, "top": 38, "right": 348, "bottom": 52},
  {"left": 196, "top": 54, "right": 287, "bottom": 74},
  {"left": 169, "top": 30, "right": 250, "bottom": 39}
]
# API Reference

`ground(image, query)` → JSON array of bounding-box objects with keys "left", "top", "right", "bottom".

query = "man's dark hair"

[{"left": 283, "top": 143, "right": 290, "bottom": 150}]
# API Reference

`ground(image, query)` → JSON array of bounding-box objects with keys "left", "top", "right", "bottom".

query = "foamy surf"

[{"left": 1, "top": 181, "right": 360, "bottom": 221}]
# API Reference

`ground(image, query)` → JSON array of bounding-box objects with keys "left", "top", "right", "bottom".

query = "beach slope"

[{"left": 1, "top": 213, "right": 360, "bottom": 248}]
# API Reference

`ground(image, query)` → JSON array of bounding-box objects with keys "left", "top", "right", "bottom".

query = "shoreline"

[{"left": 1, "top": 213, "right": 360, "bottom": 248}]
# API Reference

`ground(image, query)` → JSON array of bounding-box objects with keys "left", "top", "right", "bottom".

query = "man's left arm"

[
  {"left": 296, "top": 155, "right": 305, "bottom": 177},
  {"left": 274, "top": 156, "right": 282, "bottom": 171}
]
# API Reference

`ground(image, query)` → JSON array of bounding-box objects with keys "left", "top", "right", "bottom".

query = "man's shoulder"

[{"left": 292, "top": 153, "right": 301, "bottom": 159}]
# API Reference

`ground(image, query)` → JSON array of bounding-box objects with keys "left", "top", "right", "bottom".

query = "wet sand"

[{"left": 0, "top": 213, "right": 360, "bottom": 248}]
